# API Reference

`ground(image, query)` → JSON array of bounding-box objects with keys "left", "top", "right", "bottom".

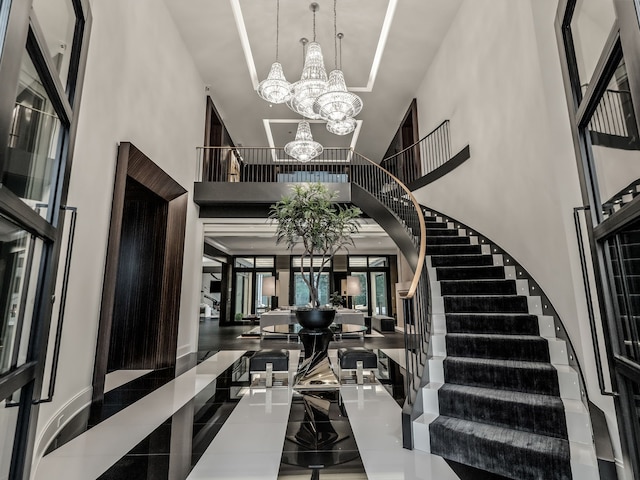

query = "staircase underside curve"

[{"left": 351, "top": 184, "right": 419, "bottom": 271}]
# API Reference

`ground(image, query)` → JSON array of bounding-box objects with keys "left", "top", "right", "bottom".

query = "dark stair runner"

[{"left": 424, "top": 212, "right": 573, "bottom": 480}]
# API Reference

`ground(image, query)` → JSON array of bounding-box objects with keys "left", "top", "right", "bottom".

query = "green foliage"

[
  {"left": 330, "top": 291, "right": 344, "bottom": 307},
  {"left": 269, "top": 183, "right": 361, "bottom": 307}
]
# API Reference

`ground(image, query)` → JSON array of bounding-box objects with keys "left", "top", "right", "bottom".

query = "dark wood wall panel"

[
  {"left": 156, "top": 193, "right": 188, "bottom": 366},
  {"left": 93, "top": 142, "right": 188, "bottom": 403},
  {"left": 108, "top": 179, "right": 168, "bottom": 371}
]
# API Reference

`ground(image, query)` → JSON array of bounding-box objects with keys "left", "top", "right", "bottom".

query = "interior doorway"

[{"left": 92, "top": 143, "right": 188, "bottom": 404}]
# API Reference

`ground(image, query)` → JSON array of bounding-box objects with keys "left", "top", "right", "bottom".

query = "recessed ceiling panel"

[{"left": 269, "top": 120, "right": 353, "bottom": 149}]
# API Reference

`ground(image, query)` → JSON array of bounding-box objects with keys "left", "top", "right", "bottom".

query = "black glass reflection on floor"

[
  {"left": 278, "top": 390, "right": 367, "bottom": 479},
  {"left": 44, "top": 367, "right": 177, "bottom": 455},
  {"left": 446, "top": 460, "right": 513, "bottom": 480},
  {"left": 97, "top": 352, "right": 254, "bottom": 480},
  {"left": 375, "top": 350, "right": 406, "bottom": 407}
]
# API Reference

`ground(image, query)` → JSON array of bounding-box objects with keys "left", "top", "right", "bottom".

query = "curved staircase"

[{"left": 411, "top": 209, "right": 599, "bottom": 480}]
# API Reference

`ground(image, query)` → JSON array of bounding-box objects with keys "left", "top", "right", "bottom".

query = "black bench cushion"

[
  {"left": 249, "top": 349, "right": 289, "bottom": 371},
  {"left": 338, "top": 348, "right": 377, "bottom": 369}
]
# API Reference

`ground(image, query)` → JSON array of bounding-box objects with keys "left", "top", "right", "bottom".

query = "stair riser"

[
  {"left": 440, "top": 281, "right": 517, "bottom": 296},
  {"left": 436, "top": 266, "right": 505, "bottom": 281},
  {"left": 427, "top": 245, "right": 482, "bottom": 256},
  {"left": 431, "top": 255, "right": 494, "bottom": 267},
  {"left": 444, "top": 296, "right": 529, "bottom": 313},
  {"left": 446, "top": 315, "right": 540, "bottom": 335},
  {"left": 428, "top": 236, "right": 471, "bottom": 245},
  {"left": 426, "top": 229, "right": 459, "bottom": 237},
  {"left": 446, "top": 336, "right": 551, "bottom": 362},
  {"left": 444, "top": 360, "right": 560, "bottom": 396}
]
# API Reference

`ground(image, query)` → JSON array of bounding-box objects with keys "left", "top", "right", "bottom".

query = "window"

[
  {"left": 31, "top": 0, "right": 78, "bottom": 90},
  {"left": 4, "top": 49, "right": 64, "bottom": 214}
]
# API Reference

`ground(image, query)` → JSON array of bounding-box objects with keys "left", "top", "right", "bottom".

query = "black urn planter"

[{"left": 295, "top": 308, "right": 336, "bottom": 330}]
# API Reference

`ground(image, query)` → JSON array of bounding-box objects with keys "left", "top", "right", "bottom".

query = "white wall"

[
  {"left": 411, "top": 0, "right": 624, "bottom": 470},
  {"left": 32, "top": 0, "right": 206, "bottom": 468}
]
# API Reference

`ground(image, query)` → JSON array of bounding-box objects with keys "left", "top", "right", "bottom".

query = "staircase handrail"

[{"left": 350, "top": 150, "right": 426, "bottom": 300}]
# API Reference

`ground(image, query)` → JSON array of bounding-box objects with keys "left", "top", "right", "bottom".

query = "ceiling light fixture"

[
  {"left": 256, "top": 0, "right": 291, "bottom": 104},
  {"left": 313, "top": 1, "right": 363, "bottom": 122},
  {"left": 287, "top": 3, "right": 327, "bottom": 120},
  {"left": 284, "top": 120, "right": 323, "bottom": 162}
]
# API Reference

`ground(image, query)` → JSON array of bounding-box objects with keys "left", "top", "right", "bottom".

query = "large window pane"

[
  {"left": 32, "top": 0, "right": 77, "bottom": 89},
  {"left": 0, "top": 217, "right": 44, "bottom": 374},
  {"left": 294, "top": 272, "right": 329, "bottom": 307},
  {"left": 570, "top": 0, "right": 617, "bottom": 88},
  {"left": 0, "top": 389, "right": 20, "bottom": 480},
  {"left": 608, "top": 218, "right": 640, "bottom": 363},
  {"left": 586, "top": 56, "right": 640, "bottom": 220},
  {"left": 4, "top": 50, "right": 63, "bottom": 213},
  {"left": 371, "top": 272, "right": 388, "bottom": 315},
  {"left": 234, "top": 271, "right": 253, "bottom": 319},
  {"left": 255, "top": 272, "right": 273, "bottom": 314},
  {"left": 0, "top": 0, "right": 11, "bottom": 56}
]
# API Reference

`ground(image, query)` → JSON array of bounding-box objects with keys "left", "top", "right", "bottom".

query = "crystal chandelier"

[
  {"left": 313, "top": 2, "right": 363, "bottom": 122},
  {"left": 256, "top": 0, "right": 291, "bottom": 104},
  {"left": 284, "top": 121, "right": 323, "bottom": 162},
  {"left": 287, "top": 4, "right": 327, "bottom": 120}
]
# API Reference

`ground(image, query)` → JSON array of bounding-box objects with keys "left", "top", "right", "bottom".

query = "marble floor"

[{"left": 32, "top": 324, "right": 479, "bottom": 479}]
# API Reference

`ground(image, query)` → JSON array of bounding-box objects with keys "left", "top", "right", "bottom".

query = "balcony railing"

[{"left": 380, "top": 120, "right": 451, "bottom": 186}]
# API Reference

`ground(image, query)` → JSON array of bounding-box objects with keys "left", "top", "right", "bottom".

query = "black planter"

[{"left": 295, "top": 308, "right": 336, "bottom": 330}]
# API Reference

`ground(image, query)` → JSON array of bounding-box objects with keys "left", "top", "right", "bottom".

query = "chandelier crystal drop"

[
  {"left": 288, "top": 42, "right": 328, "bottom": 119},
  {"left": 313, "top": 69, "right": 363, "bottom": 122},
  {"left": 257, "top": 62, "right": 291, "bottom": 104},
  {"left": 285, "top": 121, "right": 323, "bottom": 162},
  {"left": 326, "top": 116, "right": 356, "bottom": 136}
]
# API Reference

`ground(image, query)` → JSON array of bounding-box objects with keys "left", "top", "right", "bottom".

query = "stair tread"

[
  {"left": 446, "top": 313, "right": 537, "bottom": 317},
  {"left": 439, "top": 383, "right": 562, "bottom": 407},
  {"left": 445, "top": 357, "right": 556, "bottom": 371},
  {"left": 446, "top": 333, "right": 545, "bottom": 341},
  {"left": 430, "top": 416, "right": 570, "bottom": 452}
]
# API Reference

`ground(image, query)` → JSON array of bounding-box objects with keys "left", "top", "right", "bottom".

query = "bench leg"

[
  {"left": 266, "top": 362, "right": 273, "bottom": 388},
  {"left": 356, "top": 360, "right": 364, "bottom": 385}
]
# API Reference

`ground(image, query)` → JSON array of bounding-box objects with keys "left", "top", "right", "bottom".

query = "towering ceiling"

[{"left": 162, "top": 0, "right": 463, "bottom": 161}]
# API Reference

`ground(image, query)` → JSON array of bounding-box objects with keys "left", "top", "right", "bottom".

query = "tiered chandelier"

[{"left": 256, "top": 0, "right": 363, "bottom": 162}]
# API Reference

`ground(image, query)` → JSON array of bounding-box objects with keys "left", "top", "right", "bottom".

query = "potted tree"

[{"left": 269, "top": 182, "right": 361, "bottom": 329}]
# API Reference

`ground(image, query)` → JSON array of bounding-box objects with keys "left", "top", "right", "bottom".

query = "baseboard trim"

[{"left": 32, "top": 387, "right": 93, "bottom": 470}]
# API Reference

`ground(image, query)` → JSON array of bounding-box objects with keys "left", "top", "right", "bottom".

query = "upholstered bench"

[
  {"left": 337, "top": 348, "right": 378, "bottom": 384},
  {"left": 371, "top": 315, "right": 396, "bottom": 333},
  {"left": 249, "top": 349, "right": 289, "bottom": 387}
]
